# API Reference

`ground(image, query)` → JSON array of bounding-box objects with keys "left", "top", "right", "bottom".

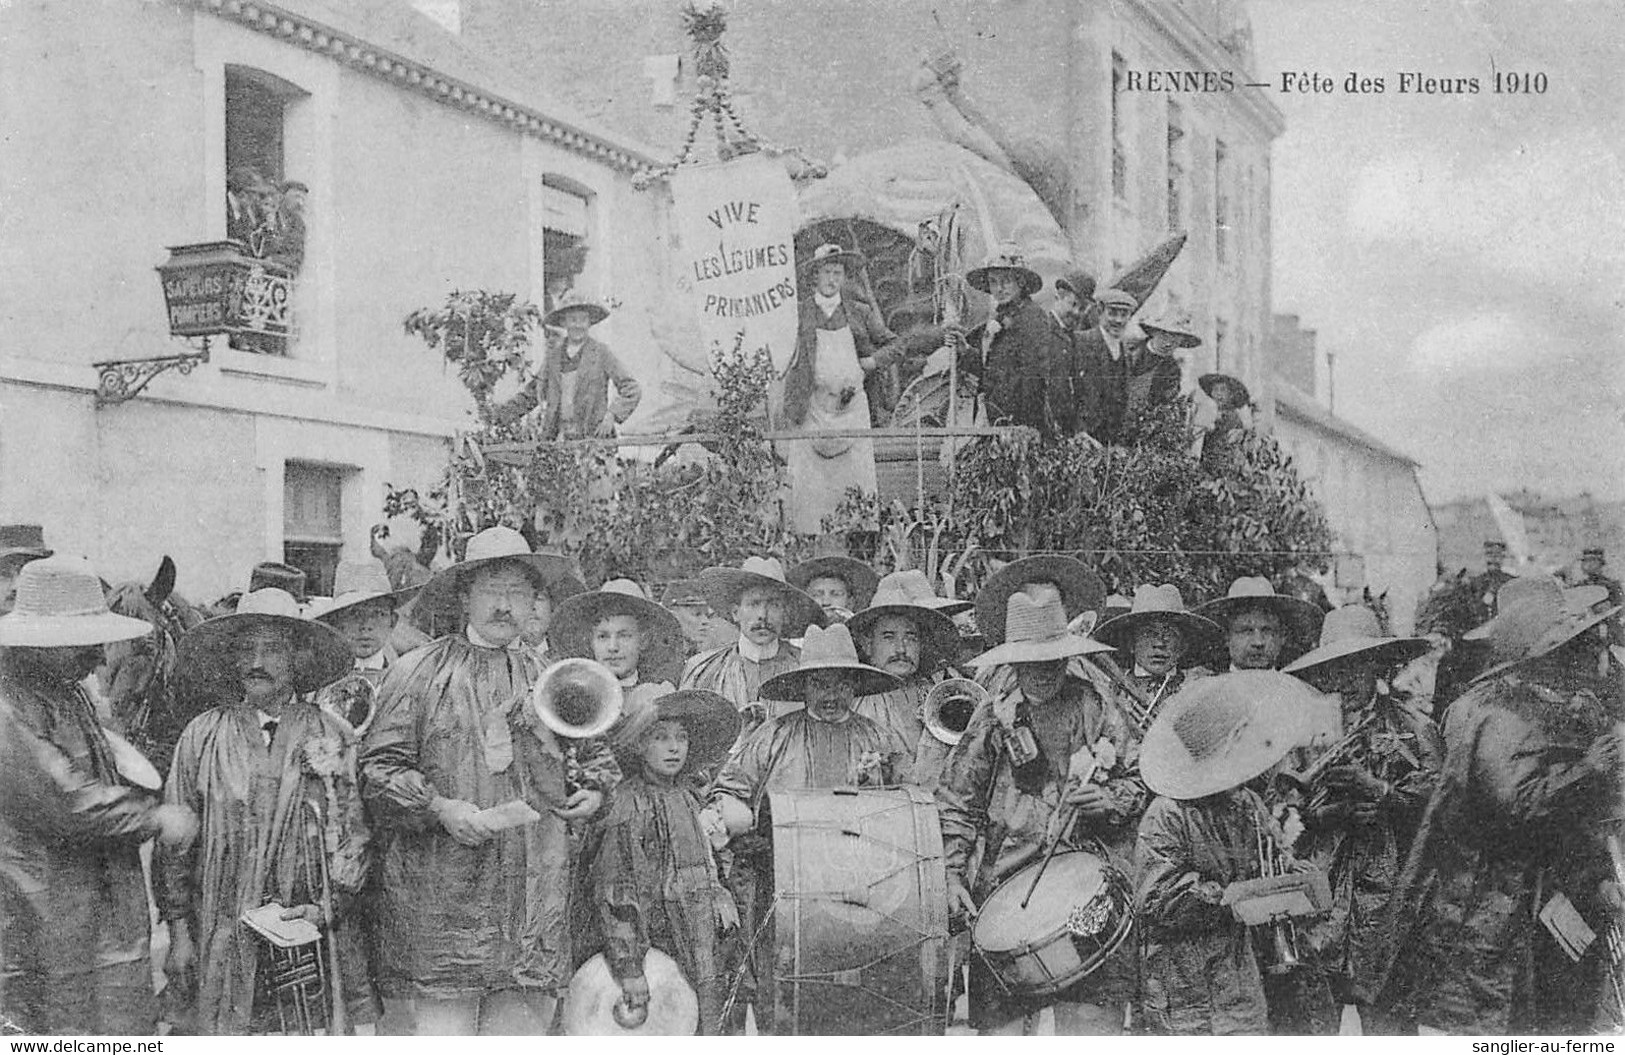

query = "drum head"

[{"left": 974, "top": 851, "right": 1110, "bottom": 954}]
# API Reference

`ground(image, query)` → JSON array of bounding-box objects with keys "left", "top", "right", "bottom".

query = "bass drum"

[
  {"left": 972, "top": 849, "right": 1133, "bottom": 999},
  {"left": 764, "top": 786, "right": 950, "bottom": 1035}
]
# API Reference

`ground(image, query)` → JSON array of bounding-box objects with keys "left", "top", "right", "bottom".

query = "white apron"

[{"left": 784, "top": 320, "right": 878, "bottom": 534}]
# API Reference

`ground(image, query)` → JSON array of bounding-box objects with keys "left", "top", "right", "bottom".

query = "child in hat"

[
  {"left": 1134, "top": 671, "right": 1326, "bottom": 1035},
  {"left": 592, "top": 691, "right": 741, "bottom": 1035}
]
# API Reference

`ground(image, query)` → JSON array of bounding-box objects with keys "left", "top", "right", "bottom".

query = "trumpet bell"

[
  {"left": 923, "top": 677, "right": 988, "bottom": 746},
  {"left": 323, "top": 673, "right": 379, "bottom": 737},
  {"left": 532, "top": 658, "right": 624, "bottom": 739}
]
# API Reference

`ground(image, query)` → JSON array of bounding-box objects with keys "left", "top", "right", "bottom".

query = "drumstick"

[{"left": 1020, "top": 801, "right": 1077, "bottom": 909}]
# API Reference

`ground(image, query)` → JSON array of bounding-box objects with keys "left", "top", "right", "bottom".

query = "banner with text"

[{"left": 671, "top": 154, "right": 800, "bottom": 375}]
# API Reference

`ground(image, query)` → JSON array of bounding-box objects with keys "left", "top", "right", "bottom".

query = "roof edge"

[{"left": 1271, "top": 379, "right": 1421, "bottom": 468}]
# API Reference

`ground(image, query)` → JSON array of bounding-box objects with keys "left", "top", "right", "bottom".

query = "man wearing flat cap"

[
  {"left": 493, "top": 292, "right": 642, "bottom": 440},
  {"left": 1072, "top": 287, "right": 1141, "bottom": 445},
  {"left": 1573, "top": 546, "right": 1623, "bottom": 645},
  {"left": 679, "top": 557, "right": 825, "bottom": 732},
  {"left": 1469, "top": 539, "right": 1517, "bottom": 623},
  {"left": 155, "top": 584, "right": 373, "bottom": 1034},
  {"left": 1, "top": 555, "right": 198, "bottom": 1034},
  {"left": 360, "top": 526, "right": 618, "bottom": 1034}
]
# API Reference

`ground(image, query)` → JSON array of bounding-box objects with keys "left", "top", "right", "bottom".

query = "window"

[
  {"left": 1214, "top": 138, "right": 1230, "bottom": 264},
  {"left": 1111, "top": 52, "right": 1127, "bottom": 200},
  {"left": 283, "top": 462, "right": 344, "bottom": 596},
  {"left": 225, "top": 66, "right": 308, "bottom": 355},
  {"left": 540, "top": 178, "right": 593, "bottom": 316},
  {"left": 1166, "top": 100, "right": 1185, "bottom": 230}
]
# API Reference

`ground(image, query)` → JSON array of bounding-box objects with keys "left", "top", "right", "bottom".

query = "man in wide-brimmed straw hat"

[
  {"left": 1094, "top": 584, "right": 1219, "bottom": 728},
  {"left": 554, "top": 578, "right": 684, "bottom": 746},
  {"left": 787, "top": 552, "right": 879, "bottom": 624},
  {"left": 1376, "top": 578, "right": 1622, "bottom": 1035},
  {"left": 974, "top": 553, "right": 1120, "bottom": 706},
  {"left": 938, "top": 594, "right": 1143, "bottom": 1034},
  {"left": 947, "top": 243, "right": 1075, "bottom": 435},
  {"left": 1073, "top": 286, "right": 1141, "bottom": 445},
  {"left": 492, "top": 290, "right": 642, "bottom": 440},
  {"left": 410, "top": 527, "right": 586, "bottom": 652},
  {"left": 310, "top": 562, "right": 422, "bottom": 728},
  {"left": 1197, "top": 576, "right": 1326, "bottom": 673},
  {"left": 155, "top": 585, "right": 374, "bottom": 1034},
  {"left": 0, "top": 555, "right": 198, "bottom": 1035},
  {"left": 1272, "top": 606, "right": 1441, "bottom": 1035},
  {"left": 680, "top": 557, "right": 825, "bottom": 729},
  {"left": 1134, "top": 671, "right": 1327, "bottom": 1035},
  {"left": 358, "top": 526, "right": 618, "bottom": 1034},
  {"left": 0, "top": 523, "right": 52, "bottom": 616},
  {"left": 586, "top": 689, "right": 740, "bottom": 1034},
  {"left": 847, "top": 569, "right": 968, "bottom": 790}
]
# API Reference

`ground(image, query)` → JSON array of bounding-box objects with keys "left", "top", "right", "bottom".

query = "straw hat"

[
  {"left": 611, "top": 689, "right": 741, "bottom": 776},
  {"left": 1140, "top": 671, "right": 1328, "bottom": 800},
  {"left": 1467, "top": 579, "right": 1619, "bottom": 681},
  {"left": 787, "top": 555, "right": 880, "bottom": 612},
  {"left": 800, "top": 242, "right": 865, "bottom": 275},
  {"left": 966, "top": 244, "right": 1043, "bottom": 297},
  {"left": 846, "top": 571, "right": 963, "bottom": 677},
  {"left": 968, "top": 594, "right": 1115, "bottom": 669},
  {"left": 179, "top": 587, "right": 351, "bottom": 696},
  {"left": 552, "top": 579, "right": 686, "bottom": 685},
  {"left": 975, "top": 555, "right": 1106, "bottom": 644},
  {"left": 412, "top": 526, "right": 586, "bottom": 635},
  {"left": 1462, "top": 577, "right": 1601, "bottom": 642},
  {"left": 1139, "top": 310, "right": 1202, "bottom": 348},
  {"left": 1195, "top": 577, "right": 1324, "bottom": 650},
  {"left": 0, "top": 555, "right": 152, "bottom": 647},
  {"left": 310, "top": 562, "right": 419, "bottom": 623},
  {"left": 1282, "top": 605, "right": 1430, "bottom": 676},
  {"left": 0, "top": 524, "right": 52, "bottom": 565},
  {"left": 877, "top": 568, "right": 972, "bottom": 616},
  {"left": 562, "top": 950, "right": 698, "bottom": 1036},
  {"left": 1095, "top": 287, "right": 1138, "bottom": 310},
  {"left": 1198, "top": 373, "right": 1252, "bottom": 410},
  {"left": 697, "top": 557, "right": 826, "bottom": 638},
  {"left": 1094, "top": 584, "right": 1221, "bottom": 653},
  {"left": 543, "top": 290, "right": 610, "bottom": 328},
  {"left": 760, "top": 624, "right": 901, "bottom": 700}
]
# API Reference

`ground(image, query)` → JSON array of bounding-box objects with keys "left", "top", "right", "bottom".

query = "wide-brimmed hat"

[
  {"left": 1195, "top": 577, "right": 1324, "bottom": 651},
  {"left": 846, "top": 571, "right": 963, "bottom": 676},
  {"left": 1140, "top": 671, "right": 1328, "bottom": 800},
  {"left": 0, "top": 555, "right": 152, "bottom": 647},
  {"left": 1102, "top": 594, "right": 1132, "bottom": 622},
  {"left": 800, "top": 242, "right": 865, "bottom": 275},
  {"left": 1094, "top": 584, "right": 1221, "bottom": 653},
  {"left": 969, "top": 594, "right": 1115, "bottom": 669},
  {"left": 1198, "top": 373, "right": 1252, "bottom": 410},
  {"left": 552, "top": 579, "right": 686, "bottom": 685},
  {"left": 249, "top": 562, "right": 307, "bottom": 603},
  {"left": 612, "top": 688, "right": 741, "bottom": 776},
  {"left": 311, "top": 562, "right": 419, "bottom": 623},
  {"left": 1462, "top": 577, "right": 1602, "bottom": 642},
  {"left": 1095, "top": 287, "right": 1138, "bottom": 310},
  {"left": 966, "top": 244, "right": 1043, "bottom": 297},
  {"left": 1139, "top": 311, "right": 1202, "bottom": 348},
  {"left": 543, "top": 290, "right": 610, "bottom": 328},
  {"left": 1054, "top": 270, "right": 1096, "bottom": 302},
  {"left": 412, "top": 527, "right": 586, "bottom": 635},
  {"left": 787, "top": 555, "right": 880, "bottom": 611},
  {"left": 179, "top": 587, "right": 352, "bottom": 696},
  {"left": 975, "top": 555, "right": 1107, "bottom": 644},
  {"left": 761, "top": 623, "right": 901, "bottom": 700},
  {"left": 0, "top": 524, "right": 52, "bottom": 565},
  {"left": 562, "top": 950, "right": 698, "bottom": 1036},
  {"left": 1282, "top": 605, "right": 1430, "bottom": 676},
  {"left": 697, "top": 557, "right": 825, "bottom": 638},
  {"left": 1468, "top": 579, "right": 1619, "bottom": 681}
]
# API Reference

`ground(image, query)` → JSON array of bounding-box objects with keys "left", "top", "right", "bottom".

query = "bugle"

[
  {"left": 531, "top": 657, "right": 624, "bottom": 740},
  {"left": 923, "top": 678, "right": 987, "bottom": 745}
]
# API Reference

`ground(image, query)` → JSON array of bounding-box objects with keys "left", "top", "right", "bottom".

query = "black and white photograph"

[{"left": 1, "top": 0, "right": 1620, "bottom": 1041}]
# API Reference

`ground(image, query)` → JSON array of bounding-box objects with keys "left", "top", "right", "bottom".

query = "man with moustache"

[
  {"left": 1, "top": 555, "right": 198, "bottom": 1035},
  {"left": 360, "top": 528, "right": 618, "bottom": 1035},
  {"left": 1195, "top": 577, "right": 1325, "bottom": 674},
  {"left": 155, "top": 584, "right": 372, "bottom": 1034},
  {"left": 1073, "top": 287, "right": 1141, "bottom": 445},
  {"left": 680, "top": 558, "right": 824, "bottom": 729}
]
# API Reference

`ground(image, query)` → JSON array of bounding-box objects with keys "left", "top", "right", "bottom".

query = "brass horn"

[
  {"left": 923, "top": 678, "right": 988, "bottom": 745},
  {"left": 531, "top": 658, "right": 624, "bottom": 739}
]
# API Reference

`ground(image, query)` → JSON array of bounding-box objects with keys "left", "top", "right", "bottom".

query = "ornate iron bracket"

[{"left": 94, "top": 337, "right": 211, "bottom": 406}]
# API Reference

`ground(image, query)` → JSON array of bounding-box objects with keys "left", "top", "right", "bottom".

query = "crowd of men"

[{"left": 1, "top": 518, "right": 1620, "bottom": 1037}]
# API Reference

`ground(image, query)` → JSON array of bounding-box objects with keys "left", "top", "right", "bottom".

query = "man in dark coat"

[
  {"left": 1574, "top": 546, "right": 1623, "bottom": 644},
  {"left": 951, "top": 245, "right": 1074, "bottom": 436},
  {"left": 1072, "top": 287, "right": 1140, "bottom": 445},
  {"left": 492, "top": 295, "right": 642, "bottom": 440},
  {"left": 1130, "top": 310, "right": 1198, "bottom": 420},
  {"left": 1469, "top": 540, "right": 1517, "bottom": 622}
]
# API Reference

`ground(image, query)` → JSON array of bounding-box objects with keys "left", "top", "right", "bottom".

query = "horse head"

[{"left": 102, "top": 556, "right": 202, "bottom": 775}]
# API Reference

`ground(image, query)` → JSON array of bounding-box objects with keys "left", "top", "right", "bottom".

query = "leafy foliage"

[{"left": 402, "top": 292, "right": 542, "bottom": 425}]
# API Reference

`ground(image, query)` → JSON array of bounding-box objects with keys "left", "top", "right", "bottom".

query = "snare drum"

[{"left": 972, "top": 849, "right": 1133, "bottom": 999}]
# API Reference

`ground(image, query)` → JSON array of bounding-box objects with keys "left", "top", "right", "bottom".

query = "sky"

[{"left": 1248, "top": 0, "right": 1625, "bottom": 504}]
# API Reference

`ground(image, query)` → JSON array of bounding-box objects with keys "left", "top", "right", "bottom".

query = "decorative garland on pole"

[{"left": 633, "top": 1, "right": 827, "bottom": 190}]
